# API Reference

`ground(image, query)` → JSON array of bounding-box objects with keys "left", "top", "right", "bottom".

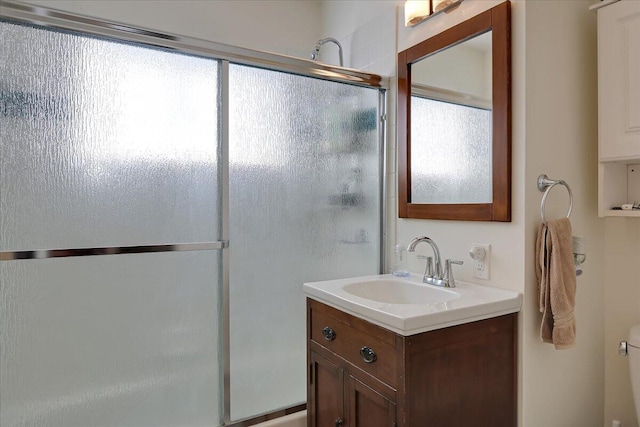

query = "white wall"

[
  {"left": 322, "top": 1, "right": 606, "bottom": 426},
  {"left": 21, "top": 0, "right": 323, "bottom": 58},
  {"left": 319, "top": 0, "right": 396, "bottom": 74},
  {"left": 522, "top": 2, "right": 604, "bottom": 426}
]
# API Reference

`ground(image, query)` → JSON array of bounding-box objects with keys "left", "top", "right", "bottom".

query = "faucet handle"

[
  {"left": 443, "top": 259, "right": 464, "bottom": 288},
  {"left": 417, "top": 255, "right": 433, "bottom": 279}
]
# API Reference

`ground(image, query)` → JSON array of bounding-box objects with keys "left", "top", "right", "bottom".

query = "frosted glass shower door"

[
  {"left": 1, "top": 21, "right": 223, "bottom": 427},
  {"left": 228, "top": 65, "right": 382, "bottom": 421}
]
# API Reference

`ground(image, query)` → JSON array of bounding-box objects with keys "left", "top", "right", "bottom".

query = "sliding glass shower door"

[
  {"left": 1, "top": 8, "right": 386, "bottom": 426},
  {"left": 228, "top": 65, "right": 382, "bottom": 421},
  {"left": 0, "top": 21, "right": 223, "bottom": 427}
]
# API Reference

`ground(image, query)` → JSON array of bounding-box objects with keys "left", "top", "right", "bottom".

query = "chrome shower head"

[
  {"left": 310, "top": 46, "right": 320, "bottom": 61},
  {"left": 309, "top": 38, "right": 343, "bottom": 66}
]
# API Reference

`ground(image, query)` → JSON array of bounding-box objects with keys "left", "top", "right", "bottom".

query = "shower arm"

[{"left": 312, "top": 37, "right": 344, "bottom": 67}]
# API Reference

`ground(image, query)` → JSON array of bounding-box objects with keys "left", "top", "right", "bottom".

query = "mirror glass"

[
  {"left": 397, "top": 2, "right": 510, "bottom": 221},
  {"left": 410, "top": 31, "right": 492, "bottom": 204}
]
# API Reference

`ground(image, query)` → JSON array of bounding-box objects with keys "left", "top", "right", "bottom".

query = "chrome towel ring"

[{"left": 537, "top": 174, "right": 573, "bottom": 225}]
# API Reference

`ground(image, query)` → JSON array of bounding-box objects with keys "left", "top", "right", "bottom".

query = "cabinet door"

[
  {"left": 348, "top": 376, "right": 397, "bottom": 427},
  {"left": 309, "top": 351, "right": 345, "bottom": 427},
  {"left": 598, "top": 0, "right": 640, "bottom": 160}
]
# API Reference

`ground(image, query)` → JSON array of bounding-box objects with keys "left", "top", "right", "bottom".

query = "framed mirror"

[{"left": 397, "top": 1, "right": 511, "bottom": 221}]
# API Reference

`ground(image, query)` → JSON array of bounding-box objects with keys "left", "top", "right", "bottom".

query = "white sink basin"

[
  {"left": 303, "top": 274, "right": 522, "bottom": 336},
  {"left": 342, "top": 279, "right": 459, "bottom": 304}
]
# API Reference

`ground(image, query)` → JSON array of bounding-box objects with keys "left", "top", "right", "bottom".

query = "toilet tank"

[{"left": 630, "top": 324, "right": 640, "bottom": 423}]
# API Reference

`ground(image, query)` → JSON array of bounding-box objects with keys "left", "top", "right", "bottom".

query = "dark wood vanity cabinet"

[
  {"left": 309, "top": 351, "right": 397, "bottom": 427},
  {"left": 307, "top": 299, "right": 517, "bottom": 427}
]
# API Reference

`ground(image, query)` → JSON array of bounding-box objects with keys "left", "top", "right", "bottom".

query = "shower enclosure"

[{"left": 0, "top": 3, "right": 387, "bottom": 426}]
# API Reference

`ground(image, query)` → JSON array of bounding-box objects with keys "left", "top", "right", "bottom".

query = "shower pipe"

[
  {"left": 310, "top": 37, "right": 344, "bottom": 67},
  {"left": 0, "top": 2, "right": 389, "bottom": 427}
]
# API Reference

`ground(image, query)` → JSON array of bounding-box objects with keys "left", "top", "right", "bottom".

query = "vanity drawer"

[{"left": 308, "top": 299, "right": 399, "bottom": 388}]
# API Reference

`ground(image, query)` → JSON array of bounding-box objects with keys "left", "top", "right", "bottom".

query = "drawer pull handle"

[
  {"left": 335, "top": 418, "right": 344, "bottom": 427},
  {"left": 360, "top": 346, "right": 377, "bottom": 363},
  {"left": 322, "top": 326, "right": 336, "bottom": 341}
]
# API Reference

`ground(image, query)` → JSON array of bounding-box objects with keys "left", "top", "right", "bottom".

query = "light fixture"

[
  {"left": 404, "top": 0, "right": 464, "bottom": 27},
  {"left": 433, "top": 0, "right": 457, "bottom": 13},
  {"left": 404, "top": 0, "right": 431, "bottom": 27}
]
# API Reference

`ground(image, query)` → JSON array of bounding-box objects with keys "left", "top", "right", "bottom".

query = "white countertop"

[{"left": 303, "top": 273, "right": 522, "bottom": 336}]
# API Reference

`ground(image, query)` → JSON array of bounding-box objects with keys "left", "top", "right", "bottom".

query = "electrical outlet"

[{"left": 470, "top": 243, "right": 491, "bottom": 280}]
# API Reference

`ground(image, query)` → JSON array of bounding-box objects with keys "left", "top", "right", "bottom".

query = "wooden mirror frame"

[{"left": 397, "top": 1, "right": 511, "bottom": 221}]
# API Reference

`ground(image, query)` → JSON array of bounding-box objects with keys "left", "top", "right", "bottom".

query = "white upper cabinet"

[
  {"left": 597, "top": 0, "right": 640, "bottom": 216},
  {"left": 598, "top": 0, "right": 640, "bottom": 161}
]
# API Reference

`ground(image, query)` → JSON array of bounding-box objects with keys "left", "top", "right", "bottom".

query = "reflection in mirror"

[
  {"left": 397, "top": 1, "right": 511, "bottom": 221},
  {"left": 411, "top": 97, "right": 492, "bottom": 203},
  {"left": 410, "top": 31, "right": 493, "bottom": 204}
]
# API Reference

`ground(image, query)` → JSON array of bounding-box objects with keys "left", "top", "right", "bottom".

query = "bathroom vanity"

[{"left": 304, "top": 274, "right": 521, "bottom": 427}]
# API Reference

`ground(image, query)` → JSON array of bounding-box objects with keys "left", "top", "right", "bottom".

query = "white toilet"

[{"left": 630, "top": 324, "right": 640, "bottom": 424}]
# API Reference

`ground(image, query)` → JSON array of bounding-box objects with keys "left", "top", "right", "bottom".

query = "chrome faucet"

[
  {"left": 407, "top": 236, "right": 444, "bottom": 287},
  {"left": 407, "top": 236, "right": 463, "bottom": 288}
]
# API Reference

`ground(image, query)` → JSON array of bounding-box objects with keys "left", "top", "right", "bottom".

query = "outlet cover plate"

[{"left": 471, "top": 243, "right": 491, "bottom": 280}]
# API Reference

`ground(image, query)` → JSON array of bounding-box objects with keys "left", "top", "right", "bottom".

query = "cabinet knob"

[
  {"left": 360, "top": 346, "right": 377, "bottom": 363},
  {"left": 335, "top": 418, "right": 344, "bottom": 427},
  {"left": 322, "top": 326, "right": 336, "bottom": 341}
]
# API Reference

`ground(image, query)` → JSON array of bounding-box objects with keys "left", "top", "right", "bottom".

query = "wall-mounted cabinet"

[{"left": 597, "top": 0, "right": 640, "bottom": 216}]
